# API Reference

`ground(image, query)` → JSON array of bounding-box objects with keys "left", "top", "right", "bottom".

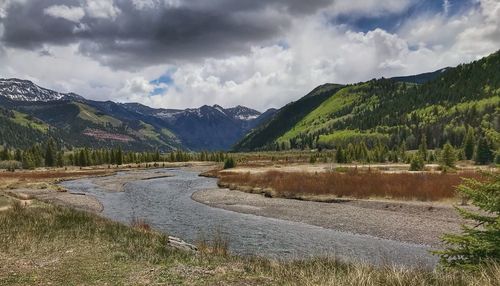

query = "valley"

[{"left": 0, "top": 44, "right": 499, "bottom": 286}]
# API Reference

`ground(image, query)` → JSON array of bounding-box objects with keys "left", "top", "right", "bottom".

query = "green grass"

[
  {"left": 10, "top": 111, "right": 49, "bottom": 133},
  {"left": 76, "top": 103, "right": 122, "bottom": 127},
  {"left": 317, "top": 130, "right": 389, "bottom": 148},
  {"left": 278, "top": 85, "right": 362, "bottom": 142},
  {"left": 1, "top": 203, "right": 499, "bottom": 285},
  {"left": 0, "top": 195, "right": 11, "bottom": 208}
]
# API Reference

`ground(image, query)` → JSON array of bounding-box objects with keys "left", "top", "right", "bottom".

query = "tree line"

[
  {"left": 305, "top": 131, "right": 498, "bottom": 168},
  {"left": 0, "top": 139, "right": 232, "bottom": 170}
]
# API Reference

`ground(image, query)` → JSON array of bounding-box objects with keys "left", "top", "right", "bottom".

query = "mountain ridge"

[
  {"left": 234, "top": 50, "right": 500, "bottom": 151},
  {"left": 0, "top": 79, "right": 274, "bottom": 151}
]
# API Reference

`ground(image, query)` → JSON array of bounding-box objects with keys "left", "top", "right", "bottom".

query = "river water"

[{"left": 61, "top": 168, "right": 438, "bottom": 267}]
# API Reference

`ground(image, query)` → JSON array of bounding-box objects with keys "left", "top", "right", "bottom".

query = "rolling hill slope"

[{"left": 234, "top": 50, "right": 500, "bottom": 151}]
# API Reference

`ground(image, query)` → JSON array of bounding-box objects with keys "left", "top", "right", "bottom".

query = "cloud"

[
  {"left": 0, "top": 0, "right": 499, "bottom": 112},
  {"left": 44, "top": 5, "right": 85, "bottom": 23},
  {"left": 0, "top": 0, "right": 331, "bottom": 69},
  {"left": 84, "top": 0, "right": 120, "bottom": 20}
]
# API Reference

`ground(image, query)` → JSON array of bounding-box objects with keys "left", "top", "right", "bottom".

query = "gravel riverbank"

[{"left": 192, "top": 188, "right": 469, "bottom": 246}]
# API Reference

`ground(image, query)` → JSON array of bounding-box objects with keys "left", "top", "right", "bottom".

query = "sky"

[{"left": 0, "top": 0, "right": 499, "bottom": 111}]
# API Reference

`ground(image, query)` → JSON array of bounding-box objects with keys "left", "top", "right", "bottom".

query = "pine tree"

[
  {"left": 475, "top": 136, "right": 493, "bottom": 165},
  {"left": 436, "top": 172, "right": 500, "bottom": 269},
  {"left": 116, "top": 147, "right": 123, "bottom": 165},
  {"left": 440, "top": 143, "right": 456, "bottom": 169},
  {"left": 336, "top": 146, "right": 346, "bottom": 163},
  {"left": 45, "top": 139, "right": 56, "bottom": 167},
  {"left": 14, "top": 149, "right": 22, "bottom": 162},
  {"left": 418, "top": 134, "right": 428, "bottom": 161},
  {"left": 22, "top": 151, "right": 35, "bottom": 170},
  {"left": 79, "top": 150, "right": 87, "bottom": 167},
  {"left": 463, "top": 127, "right": 475, "bottom": 160},
  {"left": 56, "top": 151, "right": 64, "bottom": 167}
]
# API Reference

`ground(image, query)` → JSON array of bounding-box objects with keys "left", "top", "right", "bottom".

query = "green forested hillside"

[
  {"left": 0, "top": 100, "right": 182, "bottom": 151},
  {"left": 235, "top": 50, "right": 500, "bottom": 153},
  {"left": 234, "top": 84, "right": 344, "bottom": 151}
]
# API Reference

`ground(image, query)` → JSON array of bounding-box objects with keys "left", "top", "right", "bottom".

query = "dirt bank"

[{"left": 192, "top": 188, "right": 471, "bottom": 246}]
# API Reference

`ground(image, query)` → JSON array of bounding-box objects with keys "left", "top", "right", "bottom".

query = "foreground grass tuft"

[{"left": 0, "top": 203, "right": 498, "bottom": 285}]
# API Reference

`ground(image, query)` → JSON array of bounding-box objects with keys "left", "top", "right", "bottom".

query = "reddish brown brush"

[{"left": 219, "top": 170, "right": 482, "bottom": 201}]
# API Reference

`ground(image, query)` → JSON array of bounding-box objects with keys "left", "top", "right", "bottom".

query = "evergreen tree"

[
  {"left": 0, "top": 147, "right": 10, "bottom": 161},
  {"left": 463, "top": 127, "right": 476, "bottom": 160},
  {"left": 436, "top": 172, "right": 500, "bottom": 269},
  {"left": 116, "top": 147, "right": 123, "bottom": 165},
  {"left": 418, "top": 134, "right": 428, "bottom": 161},
  {"left": 56, "top": 151, "right": 64, "bottom": 167},
  {"left": 475, "top": 136, "right": 493, "bottom": 165},
  {"left": 14, "top": 149, "right": 22, "bottom": 162},
  {"left": 336, "top": 146, "right": 346, "bottom": 163},
  {"left": 22, "top": 151, "right": 35, "bottom": 170},
  {"left": 79, "top": 150, "right": 87, "bottom": 167},
  {"left": 45, "top": 139, "right": 56, "bottom": 167},
  {"left": 440, "top": 143, "right": 457, "bottom": 169}
]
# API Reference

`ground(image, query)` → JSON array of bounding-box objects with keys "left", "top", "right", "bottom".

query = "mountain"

[
  {"left": 0, "top": 79, "right": 273, "bottom": 151},
  {"left": 0, "top": 79, "right": 84, "bottom": 102},
  {"left": 391, "top": 68, "right": 450, "bottom": 84},
  {"left": 234, "top": 51, "right": 500, "bottom": 151},
  {"left": 121, "top": 103, "right": 273, "bottom": 150}
]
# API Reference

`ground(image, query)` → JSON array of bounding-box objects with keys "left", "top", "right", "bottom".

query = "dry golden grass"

[
  {"left": 219, "top": 170, "right": 483, "bottom": 201},
  {"left": 1, "top": 202, "right": 499, "bottom": 285},
  {"left": 0, "top": 169, "right": 114, "bottom": 191}
]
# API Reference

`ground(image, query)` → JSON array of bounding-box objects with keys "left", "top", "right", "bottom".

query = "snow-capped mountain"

[
  {"left": 121, "top": 102, "right": 275, "bottom": 150},
  {"left": 125, "top": 103, "right": 262, "bottom": 122},
  {"left": 225, "top": 105, "right": 261, "bottom": 121},
  {"left": 0, "top": 77, "right": 277, "bottom": 151},
  {"left": 0, "top": 78, "right": 84, "bottom": 102}
]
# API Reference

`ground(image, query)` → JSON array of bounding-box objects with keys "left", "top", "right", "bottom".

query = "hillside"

[
  {"left": 234, "top": 51, "right": 500, "bottom": 151},
  {"left": 0, "top": 80, "right": 273, "bottom": 151},
  {"left": 234, "top": 84, "right": 343, "bottom": 151}
]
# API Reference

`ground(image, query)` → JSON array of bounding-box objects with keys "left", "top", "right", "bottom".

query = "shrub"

[
  {"left": 409, "top": 155, "right": 425, "bottom": 171},
  {"left": 309, "top": 155, "right": 317, "bottom": 164},
  {"left": 0, "top": 160, "right": 22, "bottom": 171},
  {"left": 436, "top": 172, "right": 499, "bottom": 269},
  {"left": 223, "top": 157, "right": 236, "bottom": 169},
  {"left": 218, "top": 170, "right": 480, "bottom": 201}
]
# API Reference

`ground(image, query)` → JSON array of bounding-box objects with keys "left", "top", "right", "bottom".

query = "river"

[{"left": 61, "top": 168, "right": 438, "bottom": 268}]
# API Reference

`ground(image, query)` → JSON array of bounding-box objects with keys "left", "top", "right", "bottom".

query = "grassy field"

[
  {"left": 218, "top": 170, "right": 483, "bottom": 201},
  {"left": 1, "top": 202, "right": 499, "bottom": 285},
  {"left": 0, "top": 195, "right": 11, "bottom": 208},
  {"left": 11, "top": 110, "right": 49, "bottom": 133}
]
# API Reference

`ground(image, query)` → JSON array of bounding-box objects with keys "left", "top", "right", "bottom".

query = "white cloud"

[
  {"left": 44, "top": 5, "right": 85, "bottom": 23},
  {"left": 1, "top": 0, "right": 499, "bottom": 112},
  {"left": 85, "top": 0, "right": 120, "bottom": 20},
  {"left": 118, "top": 77, "right": 164, "bottom": 99}
]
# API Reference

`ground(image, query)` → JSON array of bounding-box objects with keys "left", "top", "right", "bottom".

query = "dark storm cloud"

[{"left": 0, "top": 0, "right": 332, "bottom": 69}]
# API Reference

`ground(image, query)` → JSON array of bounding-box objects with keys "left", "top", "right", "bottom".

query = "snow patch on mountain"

[{"left": 0, "top": 78, "right": 84, "bottom": 102}]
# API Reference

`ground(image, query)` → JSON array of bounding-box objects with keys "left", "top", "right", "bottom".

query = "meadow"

[{"left": 1, "top": 202, "right": 498, "bottom": 285}]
